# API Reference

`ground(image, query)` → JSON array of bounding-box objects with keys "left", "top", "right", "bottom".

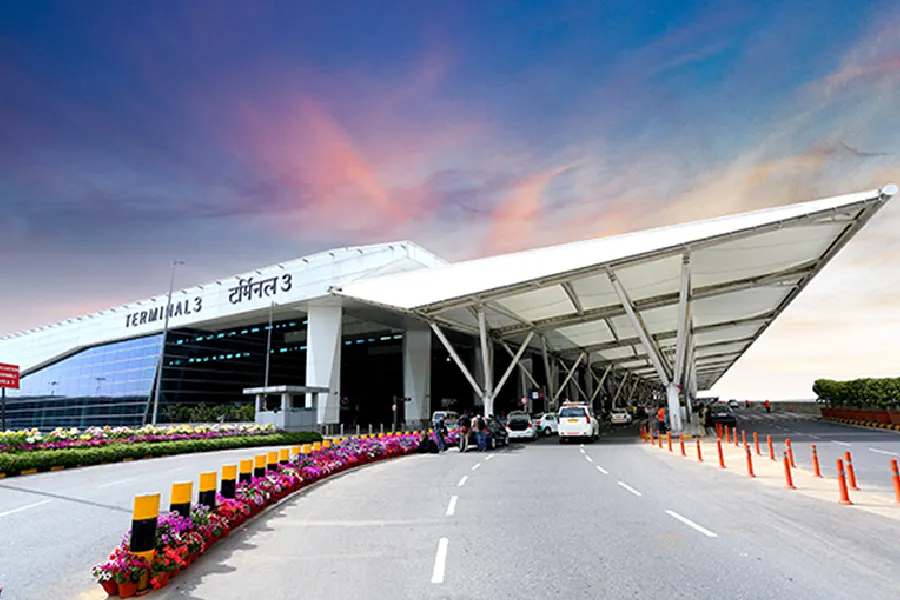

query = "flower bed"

[
  {"left": 91, "top": 434, "right": 419, "bottom": 597},
  {"left": 0, "top": 432, "right": 322, "bottom": 477},
  {"left": 1, "top": 424, "right": 280, "bottom": 454}
]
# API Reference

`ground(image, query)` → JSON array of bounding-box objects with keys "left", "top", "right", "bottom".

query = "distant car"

[
  {"left": 610, "top": 410, "right": 633, "bottom": 425},
  {"left": 728, "top": 400, "right": 739, "bottom": 409},
  {"left": 534, "top": 413, "right": 558, "bottom": 435},
  {"left": 505, "top": 411, "right": 538, "bottom": 441},
  {"left": 709, "top": 403, "right": 738, "bottom": 427},
  {"left": 432, "top": 411, "right": 459, "bottom": 426},
  {"left": 557, "top": 403, "right": 600, "bottom": 443}
]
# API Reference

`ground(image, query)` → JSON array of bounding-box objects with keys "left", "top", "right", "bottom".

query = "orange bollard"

[
  {"left": 811, "top": 444, "right": 823, "bottom": 478},
  {"left": 890, "top": 459, "right": 900, "bottom": 504},
  {"left": 742, "top": 430, "right": 747, "bottom": 448},
  {"left": 767, "top": 434, "right": 775, "bottom": 461},
  {"left": 696, "top": 438, "right": 703, "bottom": 462},
  {"left": 716, "top": 423, "right": 722, "bottom": 439},
  {"left": 745, "top": 444, "right": 756, "bottom": 478},
  {"left": 667, "top": 431, "right": 673, "bottom": 453},
  {"left": 725, "top": 426, "right": 730, "bottom": 444},
  {"left": 717, "top": 439, "right": 726, "bottom": 469},
  {"left": 836, "top": 458, "right": 853, "bottom": 505},
  {"left": 783, "top": 451, "right": 797, "bottom": 490},
  {"left": 658, "top": 431, "right": 663, "bottom": 448},
  {"left": 786, "top": 438, "right": 796, "bottom": 468},
  {"left": 679, "top": 434, "right": 686, "bottom": 456},
  {"left": 753, "top": 431, "right": 760, "bottom": 456},
  {"left": 733, "top": 427, "right": 739, "bottom": 447},
  {"left": 844, "top": 451, "right": 860, "bottom": 491}
]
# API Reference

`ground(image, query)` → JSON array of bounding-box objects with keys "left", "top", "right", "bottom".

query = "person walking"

[
  {"left": 656, "top": 405, "right": 667, "bottom": 435},
  {"left": 477, "top": 414, "right": 488, "bottom": 451},
  {"left": 459, "top": 412, "right": 471, "bottom": 453},
  {"left": 436, "top": 417, "right": 448, "bottom": 452}
]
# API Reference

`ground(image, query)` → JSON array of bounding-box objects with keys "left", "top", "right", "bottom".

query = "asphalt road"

[
  {"left": 141, "top": 427, "right": 900, "bottom": 600},
  {"left": 0, "top": 445, "right": 300, "bottom": 600},
  {"left": 732, "top": 409, "right": 900, "bottom": 493}
]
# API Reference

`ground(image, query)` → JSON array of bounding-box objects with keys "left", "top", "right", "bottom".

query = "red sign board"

[{"left": 0, "top": 363, "right": 20, "bottom": 390}]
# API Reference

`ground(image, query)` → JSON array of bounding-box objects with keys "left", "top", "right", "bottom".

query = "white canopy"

[{"left": 337, "top": 185, "right": 896, "bottom": 392}]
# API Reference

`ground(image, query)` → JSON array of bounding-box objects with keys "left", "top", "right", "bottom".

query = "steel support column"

[
  {"left": 553, "top": 353, "right": 585, "bottom": 403},
  {"left": 430, "top": 323, "right": 483, "bottom": 398}
]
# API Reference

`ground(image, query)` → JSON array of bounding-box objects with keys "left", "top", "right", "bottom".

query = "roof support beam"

[
  {"left": 477, "top": 310, "right": 494, "bottom": 409},
  {"left": 493, "top": 261, "right": 815, "bottom": 337},
  {"left": 540, "top": 336, "right": 555, "bottom": 400},
  {"left": 561, "top": 282, "right": 584, "bottom": 315},
  {"left": 553, "top": 353, "right": 585, "bottom": 403},
  {"left": 626, "top": 377, "right": 639, "bottom": 405},
  {"left": 673, "top": 254, "right": 692, "bottom": 390},
  {"left": 608, "top": 271, "right": 671, "bottom": 386},
  {"left": 430, "top": 323, "right": 483, "bottom": 398},
  {"left": 493, "top": 332, "right": 534, "bottom": 406},
  {"left": 612, "top": 372, "right": 629, "bottom": 407},
  {"left": 499, "top": 340, "right": 541, "bottom": 392},
  {"left": 590, "top": 364, "right": 612, "bottom": 404},
  {"left": 561, "top": 359, "right": 588, "bottom": 400}
]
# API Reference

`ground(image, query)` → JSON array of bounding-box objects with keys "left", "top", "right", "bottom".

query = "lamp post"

[{"left": 151, "top": 260, "right": 184, "bottom": 426}]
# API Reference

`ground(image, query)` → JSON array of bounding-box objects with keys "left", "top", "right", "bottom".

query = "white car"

[
  {"left": 610, "top": 410, "right": 633, "bottom": 425},
  {"left": 505, "top": 411, "right": 538, "bottom": 441},
  {"left": 558, "top": 404, "right": 600, "bottom": 443},
  {"left": 534, "top": 413, "right": 558, "bottom": 435}
]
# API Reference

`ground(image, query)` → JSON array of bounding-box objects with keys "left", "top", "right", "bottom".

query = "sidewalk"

[{"left": 642, "top": 432, "right": 900, "bottom": 524}]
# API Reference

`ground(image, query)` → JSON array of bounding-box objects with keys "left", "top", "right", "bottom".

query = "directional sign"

[{"left": 0, "top": 363, "right": 19, "bottom": 389}]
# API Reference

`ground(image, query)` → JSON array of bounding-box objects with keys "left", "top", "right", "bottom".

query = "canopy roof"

[{"left": 338, "top": 186, "right": 896, "bottom": 391}]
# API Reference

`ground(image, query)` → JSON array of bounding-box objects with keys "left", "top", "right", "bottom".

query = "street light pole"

[
  {"left": 151, "top": 260, "right": 183, "bottom": 426},
  {"left": 264, "top": 301, "right": 275, "bottom": 388}
]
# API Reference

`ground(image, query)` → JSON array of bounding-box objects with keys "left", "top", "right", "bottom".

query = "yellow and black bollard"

[
  {"left": 253, "top": 454, "right": 267, "bottom": 478},
  {"left": 130, "top": 493, "right": 159, "bottom": 592},
  {"left": 222, "top": 465, "right": 237, "bottom": 499},
  {"left": 279, "top": 448, "right": 289, "bottom": 465},
  {"left": 239, "top": 459, "right": 253, "bottom": 483},
  {"left": 170, "top": 481, "right": 193, "bottom": 519},
  {"left": 301, "top": 443, "right": 312, "bottom": 454},
  {"left": 199, "top": 471, "right": 217, "bottom": 508},
  {"left": 291, "top": 445, "right": 301, "bottom": 460},
  {"left": 267, "top": 451, "right": 278, "bottom": 472}
]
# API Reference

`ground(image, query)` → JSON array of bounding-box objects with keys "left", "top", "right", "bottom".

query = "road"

[
  {"left": 732, "top": 409, "right": 900, "bottom": 493},
  {"left": 144, "top": 427, "right": 900, "bottom": 600},
  {"left": 0, "top": 445, "right": 299, "bottom": 600}
]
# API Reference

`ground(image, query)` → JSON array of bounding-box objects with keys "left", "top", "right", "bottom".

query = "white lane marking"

[
  {"left": 471, "top": 463, "right": 481, "bottom": 471},
  {"left": 431, "top": 537, "right": 449, "bottom": 584},
  {"left": 596, "top": 465, "right": 608, "bottom": 474},
  {"left": 579, "top": 447, "right": 585, "bottom": 454},
  {"left": 580, "top": 444, "right": 584, "bottom": 448},
  {"left": 486, "top": 454, "right": 495, "bottom": 461},
  {"left": 0, "top": 499, "right": 52, "bottom": 519},
  {"left": 98, "top": 476, "right": 139, "bottom": 488},
  {"left": 832, "top": 441, "right": 852, "bottom": 447},
  {"left": 809, "top": 435, "right": 820, "bottom": 440},
  {"left": 869, "top": 447, "right": 900, "bottom": 456},
  {"left": 585, "top": 455, "right": 594, "bottom": 462},
  {"left": 617, "top": 481, "right": 642, "bottom": 497},
  {"left": 457, "top": 476, "right": 468, "bottom": 487},
  {"left": 665, "top": 510, "right": 718, "bottom": 538},
  {"left": 446, "top": 496, "right": 458, "bottom": 516}
]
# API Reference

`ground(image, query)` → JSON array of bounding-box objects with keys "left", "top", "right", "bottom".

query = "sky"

[{"left": 1, "top": 0, "right": 899, "bottom": 400}]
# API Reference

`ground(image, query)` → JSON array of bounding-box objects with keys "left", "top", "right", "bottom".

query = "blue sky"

[{"left": 2, "top": 0, "right": 899, "bottom": 398}]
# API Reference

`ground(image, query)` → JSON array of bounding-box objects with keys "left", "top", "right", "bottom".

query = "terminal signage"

[
  {"left": 125, "top": 296, "right": 204, "bottom": 329},
  {"left": 228, "top": 273, "right": 293, "bottom": 305},
  {"left": 0, "top": 363, "right": 20, "bottom": 389}
]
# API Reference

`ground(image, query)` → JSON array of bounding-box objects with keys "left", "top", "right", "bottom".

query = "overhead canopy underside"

[{"left": 337, "top": 186, "right": 895, "bottom": 392}]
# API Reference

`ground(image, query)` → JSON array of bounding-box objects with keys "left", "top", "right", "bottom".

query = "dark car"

[
  {"left": 708, "top": 403, "right": 737, "bottom": 427},
  {"left": 486, "top": 418, "right": 509, "bottom": 449}
]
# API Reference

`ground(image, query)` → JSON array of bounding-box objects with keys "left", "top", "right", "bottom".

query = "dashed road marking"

[
  {"left": 486, "top": 454, "right": 495, "bottom": 461},
  {"left": 0, "top": 499, "right": 52, "bottom": 519},
  {"left": 446, "top": 496, "right": 458, "bottom": 516},
  {"left": 457, "top": 476, "right": 468, "bottom": 487},
  {"left": 471, "top": 463, "right": 481, "bottom": 471},
  {"left": 596, "top": 466, "right": 608, "bottom": 474},
  {"left": 666, "top": 510, "right": 718, "bottom": 538},
  {"left": 869, "top": 447, "right": 900, "bottom": 456},
  {"left": 617, "top": 481, "right": 642, "bottom": 497},
  {"left": 431, "top": 537, "right": 449, "bottom": 583},
  {"left": 98, "top": 477, "right": 138, "bottom": 488},
  {"left": 832, "top": 441, "right": 852, "bottom": 447},
  {"left": 585, "top": 455, "right": 594, "bottom": 462}
]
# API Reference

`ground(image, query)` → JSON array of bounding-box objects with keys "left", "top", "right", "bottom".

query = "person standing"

[
  {"left": 436, "top": 418, "right": 448, "bottom": 452},
  {"left": 477, "top": 414, "right": 488, "bottom": 451},
  {"left": 657, "top": 405, "right": 667, "bottom": 434},
  {"left": 764, "top": 399, "right": 771, "bottom": 414},
  {"left": 459, "top": 412, "right": 471, "bottom": 452}
]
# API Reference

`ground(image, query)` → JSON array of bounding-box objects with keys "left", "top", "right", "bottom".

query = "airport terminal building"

[{"left": 1, "top": 185, "right": 895, "bottom": 432}]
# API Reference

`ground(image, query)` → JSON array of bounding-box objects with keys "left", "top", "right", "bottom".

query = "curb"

[{"left": 825, "top": 417, "right": 900, "bottom": 432}]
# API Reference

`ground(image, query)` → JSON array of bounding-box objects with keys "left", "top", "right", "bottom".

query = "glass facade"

[{"left": 4, "top": 335, "right": 163, "bottom": 430}]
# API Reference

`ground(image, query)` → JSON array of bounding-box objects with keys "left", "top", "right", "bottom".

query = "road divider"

[{"left": 90, "top": 433, "right": 420, "bottom": 597}]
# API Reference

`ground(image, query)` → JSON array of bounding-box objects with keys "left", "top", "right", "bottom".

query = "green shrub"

[
  {"left": 0, "top": 432, "right": 321, "bottom": 475},
  {"left": 813, "top": 377, "right": 900, "bottom": 409}
]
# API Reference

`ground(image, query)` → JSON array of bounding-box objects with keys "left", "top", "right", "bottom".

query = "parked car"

[
  {"left": 506, "top": 411, "right": 538, "bottom": 441},
  {"left": 728, "top": 400, "right": 739, "bottom": 409},
  {"left": 610, "top": 410, "right": 633, "bottom": 425},
  {"left": 534, "top": 412, "right": 558, "bottom": 435},
  {"left": 558, "top": 403, "right": 600, "bottom": 443},
  {"left": 486, "top": 418, "right": 509, "bottom": 449},
  {"left": 708, "top": 403, "right": 738, "bottom": 428}
]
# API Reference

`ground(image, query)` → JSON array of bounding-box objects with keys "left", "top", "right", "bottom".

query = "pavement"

[
  {"left": 0, "top": 445, "right": 305, "bottom": 600},
  {"left": 92, "top": 425, "right": 900, "bottom": 600}
]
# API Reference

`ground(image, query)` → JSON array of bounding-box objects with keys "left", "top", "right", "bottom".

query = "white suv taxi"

[{"left": 557, "top": 403, "right": 600, "bottom": 443}]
